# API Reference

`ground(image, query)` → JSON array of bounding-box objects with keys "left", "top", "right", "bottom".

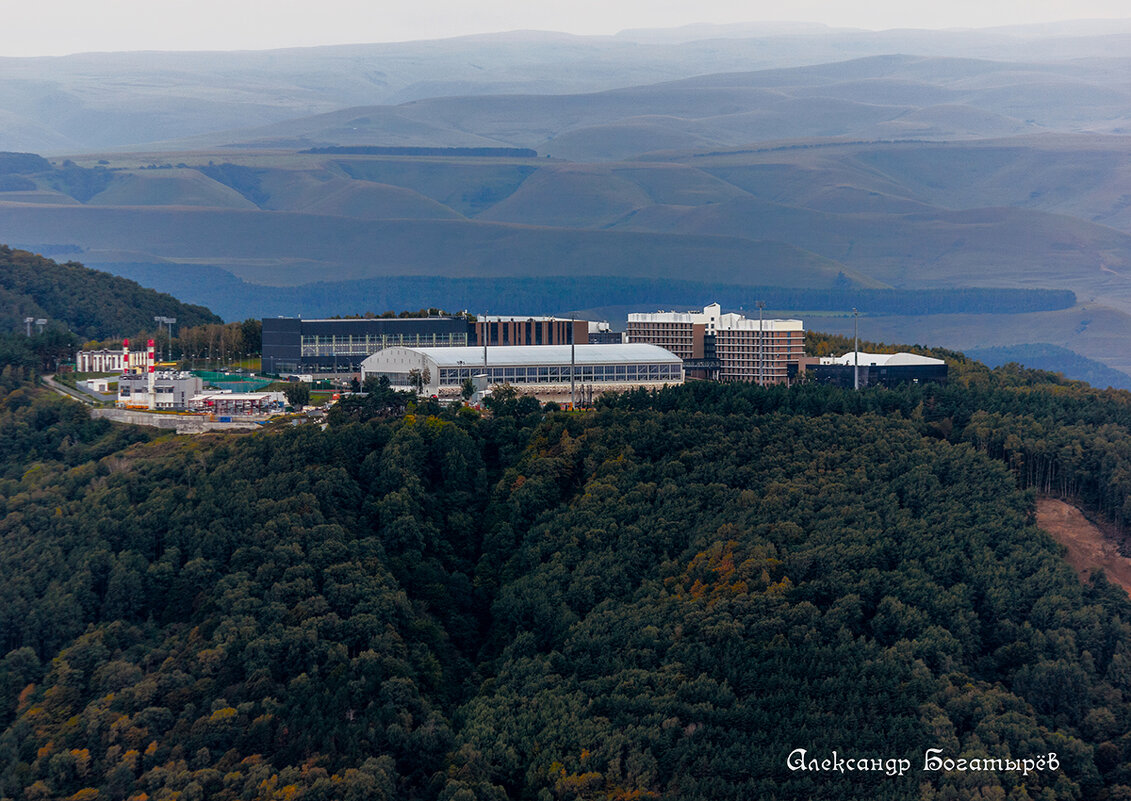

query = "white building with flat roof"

[{"left": 117, "top": 371, "right": 202, "bottom": 410}]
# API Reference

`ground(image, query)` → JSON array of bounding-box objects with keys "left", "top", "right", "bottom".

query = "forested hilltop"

[
  {"left": 0, "top": 245, "right": 220, "bottom": 358},
  {"left": 0, "top": 246, "right": 238, "bottom": 374},
  {"left": 4, "top": 343, "right": 1131, "bottom": 799}
]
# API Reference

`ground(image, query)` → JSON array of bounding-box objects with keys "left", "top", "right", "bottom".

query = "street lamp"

[
  {"left": 153, "top": 316, "right": 176, "bottom": 362},
  {"left": 853, "top": 308, "right": 859, "bottom": 391}
]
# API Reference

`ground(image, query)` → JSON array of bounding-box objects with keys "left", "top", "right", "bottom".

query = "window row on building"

[
  {"left": 436, "top": 362, "right": 681, "bottom": 386},
  {"left": 299, "top": 332, "right": 470, "bottom": 357},
  {"left": 264, "top": 316, "right": 614, "bottom": 375}
]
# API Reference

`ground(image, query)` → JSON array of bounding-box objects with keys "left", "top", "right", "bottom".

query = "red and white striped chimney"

[
  {"left": 122, "top": 339, "right": 129, "bottom": 375},
  {"left": 147, "top": 339, "right": 156, "bottom": 407}
]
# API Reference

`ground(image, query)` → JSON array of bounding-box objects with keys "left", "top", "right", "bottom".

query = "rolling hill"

[
  {"left": 164, "top": 54, "right": 1130, "bottom": 159},
  {"left": 0, "top": 202, "right": 870, "bottom": 289},
  {"left": 4, "top": 129, "right": 1130, "bottom": 377},
  {"left": 0, "top": 245, "right": 220, "bottom": 339},
  {"left": 4, "top": 24, "right": 1131, "bottom": 153},
  {"left": 608, "top": 197, "right": 1131, "bottom": 311}
]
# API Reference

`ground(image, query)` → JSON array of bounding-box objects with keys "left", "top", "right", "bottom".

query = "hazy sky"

[{"left": 5, "top": 0, "right": 1129, "bottom": 57}]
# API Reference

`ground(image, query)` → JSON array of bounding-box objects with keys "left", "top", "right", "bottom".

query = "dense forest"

[
  {"left": 966, "top": 343, "right": 1131, "bottom": 392},
  {"left": 0, "top": 246, "right": 220, "bottom": 341},
  {"left": 3, "top": 329, "right": 1131, "bottom": 799}
]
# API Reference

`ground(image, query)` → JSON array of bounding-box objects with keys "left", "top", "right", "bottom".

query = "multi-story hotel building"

[
  {"left": 473, "top": 316, "right": 588, "bottom": 348},
  {"left": 627, "top": 303, "right": 804, "bottom": 384},
  {"left": 626, "top": 312, "right": 704, "bottom": 360}
]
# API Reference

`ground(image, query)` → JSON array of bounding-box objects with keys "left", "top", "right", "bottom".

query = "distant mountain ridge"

[
  {"left": 2, "top": 26, "right": 1131, "bottom": 152},
  {"left": 149, "top": 54, "right": 1130, "bottom": 157}
]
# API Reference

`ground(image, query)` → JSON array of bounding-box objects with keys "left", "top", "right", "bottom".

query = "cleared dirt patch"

[{"left": 1037, "top": 497, "right": 1131, "bottom": 596}]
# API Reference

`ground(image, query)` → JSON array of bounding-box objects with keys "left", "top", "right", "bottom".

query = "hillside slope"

[
  {"left": 0, "top": 245, "right": 220, "bottom": 338},
  {"left": 182, "top": 55, "right": 1131, "bottom": 158},
  {"left": 0, "top": 204, "right": 871, "bottom": 289},
  {"left": 610, "top": 198, "right": 1131, "bottom": 311},
  {"left": 4, "top": 357, "right": 1131, "bottom": 798}
]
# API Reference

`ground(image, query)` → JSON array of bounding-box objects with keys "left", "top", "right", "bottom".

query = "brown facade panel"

[{"left": 475, "top": 319, "right": 591, "bottom": 347}]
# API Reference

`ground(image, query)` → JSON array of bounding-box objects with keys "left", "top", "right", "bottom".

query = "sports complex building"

[
  {"left": 360, "top": 344, "right": 683, "bottom": 401},
  {"left": 262, "top": 315, "right": 621, "bottom": 375},
  {"left": 262, "top": 316, "right": 473, "bottom": 375}
]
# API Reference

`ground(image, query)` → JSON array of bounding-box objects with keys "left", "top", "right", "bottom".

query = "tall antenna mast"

[{"left": 570, "top": 314, "right": 576, "bottom": 410}]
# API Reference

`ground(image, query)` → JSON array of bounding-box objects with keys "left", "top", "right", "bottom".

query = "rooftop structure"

[
  {"left": 820, "top": 352, "right": 946, "bottom": 367},
  {"left": 189, "top": 392, "right": 286, "bottom": 416},
  {"left": 587, "top": 320, "right": 624, "bottom": 344},
  {"left": 809, "top": 352, "right": 948, "bottom": 387}
]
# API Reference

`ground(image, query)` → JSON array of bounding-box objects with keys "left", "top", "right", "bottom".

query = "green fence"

[{"left": 193, "top": 371, "right": 274, "bottom": 393}]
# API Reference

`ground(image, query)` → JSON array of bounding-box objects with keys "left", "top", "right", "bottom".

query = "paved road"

[{"left": 41, "top": 374, "right": 97, "bottom": 405}]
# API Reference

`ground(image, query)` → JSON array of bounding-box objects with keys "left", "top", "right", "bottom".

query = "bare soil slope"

[{"left": 1037, "top": 497, "right": 1131, "bottom": 595}]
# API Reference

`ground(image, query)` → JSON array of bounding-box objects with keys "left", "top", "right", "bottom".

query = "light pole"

[
  {"left": 853, "top": 307, "right": 859, "bottom": 391},
  {"left": 570, "top": 314, "right": 576, "bottom": 410},
  {"left": 154, "top": 316, "right": 175, "bottom": 362}
]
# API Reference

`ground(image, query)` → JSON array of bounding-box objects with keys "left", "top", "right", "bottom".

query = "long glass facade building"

[{"left": 262, "top": 317, "right": 473, "bottom": 375}]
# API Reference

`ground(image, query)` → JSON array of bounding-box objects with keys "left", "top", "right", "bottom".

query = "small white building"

[
  {"left": 812, "top": 351, "right": 948, "bottom": 387},
  {"left": 80, "top": 378, "right": 113, "bottom": 393}
]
